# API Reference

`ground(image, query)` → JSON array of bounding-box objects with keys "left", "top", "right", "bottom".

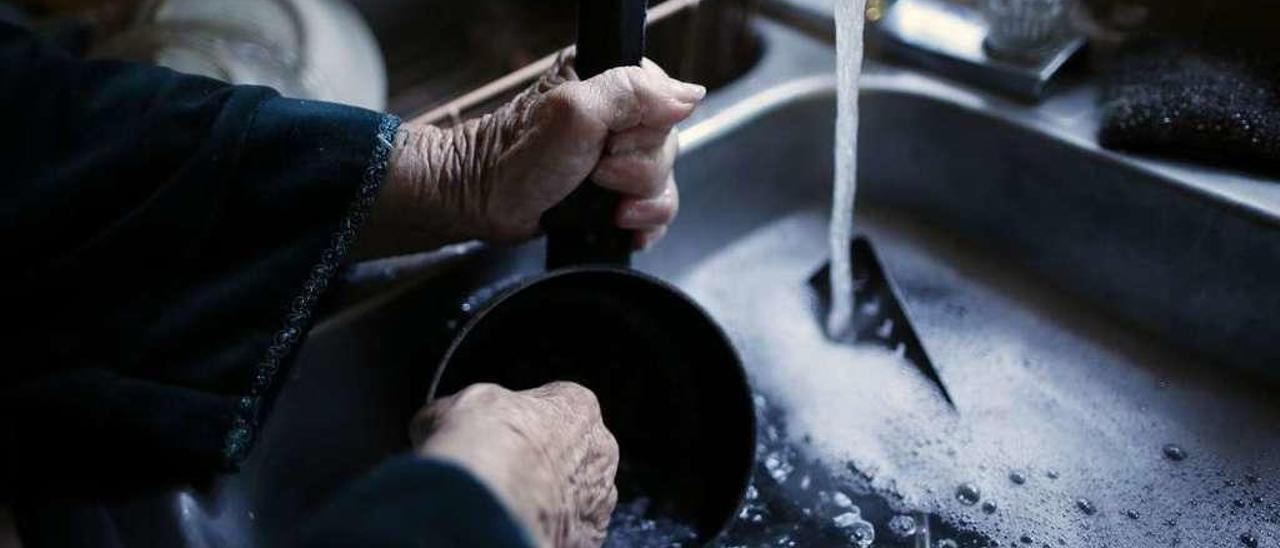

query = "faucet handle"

[{"left": 981, "top": 0, "right": 1071, "bottom": 58}]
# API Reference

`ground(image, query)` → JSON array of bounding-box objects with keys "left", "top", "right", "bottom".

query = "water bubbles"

[
  {"left": 1162, "top": 443, "right": 1187, "bottom": 461},
  {"left": 1020, "top": 534, "right": 1035, "bottom": 544},
  {"left": 1009, "top": 471, "right": 1027, "bottom": 485},
  {"left": 603, "top": 498, "right": 697, "bottom": 548},
  {"left": 956, "top": 483, "right": 982, "bottom": 505},
  {"left": 848, "top": 520, "right": 875, "bottom": 547},
  {"left": 830, "top": 509, "right": 876, "bottom": 547},
  {"left": 765, "top": 425, "right": 781, "bottom": 442},
  {"left": 1246, "top": 474, "right": 1260, "bottom": 484},
  {"left": 937, "top": 539, "right": 959, "bottom": 548},
  {"left": 833, "top": 512, "right": 863, "bottom": 528},
  {"left": 1240, "top": 532, "right": 1258, "bottom": 547},
  {"left": 982, "top": 501, "right": 998, "bottom": 514},
  {"left": 832, "top": 491, "right": 854, "bottom": 508},
  {"left": 764, "top": 452, "right": 794, "bottom": 484},
  {"left": 1123, "top": 509, "right": 1140, "bottom": 520},
  {"left": 1075, "top": 498, "right": 1097, "bottom": 515},
  {"left": 859, "top": 297, "right": 880, "bottom": 317},
  {"left": 887, "top": 514, "right": 917, "bottom": 538},
  {"left": 875, "top": 318, "right": 894, "bottom": 339},
  {"left": 1233, "top": 499, "right": 1247, "bottom": 509},
  {"left": 1045, "top": 470, "right": 1060, "bottom": 480}
]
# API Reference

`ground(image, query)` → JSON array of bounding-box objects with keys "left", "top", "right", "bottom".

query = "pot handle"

[{"left": 542, "top": 0, "right": 647, "bottom": 269}]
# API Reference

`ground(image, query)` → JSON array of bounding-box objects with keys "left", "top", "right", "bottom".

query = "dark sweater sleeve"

[
  {"left": 299, "top": 456, "right": 535, "bottom": 548},
  {"left": 0, "top": 20, "right": 399, "bottom": 497}
]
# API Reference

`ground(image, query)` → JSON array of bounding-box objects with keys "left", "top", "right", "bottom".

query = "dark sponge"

[{"left": 1099, "top": 41, "right": 1280, "bottom": 176}]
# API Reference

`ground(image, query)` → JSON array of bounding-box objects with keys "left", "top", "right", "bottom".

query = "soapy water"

[
  {"left": 826, "top": 0, "right": 867, "bottom": 338},
  {"left": 604, "top": 498, "right": 698, "bottom": 548},
  {"left": 714, "top": 392, "right": 986, "bottom": 547},
  {"left": 604, "top": 390, "right": 986, "bottom": 547},
  {"left": 679, "top": 211, "right": 1280, "bottom": 547}
]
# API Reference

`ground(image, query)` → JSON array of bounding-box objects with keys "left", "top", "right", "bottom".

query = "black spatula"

[{"left": 810, "top": 236, "right": 957, "bottom": 409}]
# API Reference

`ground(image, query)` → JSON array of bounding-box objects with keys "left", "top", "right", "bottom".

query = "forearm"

[
  {"left": 355, "top": 124, "right": 473, "bottom": 258},
  {"left": 355, "top": 104, "right": 525, "bottom": 259}
]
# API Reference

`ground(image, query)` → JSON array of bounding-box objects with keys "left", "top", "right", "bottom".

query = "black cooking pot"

[{"left": 426, "top": 0, "right": 755, "bottom": 543}]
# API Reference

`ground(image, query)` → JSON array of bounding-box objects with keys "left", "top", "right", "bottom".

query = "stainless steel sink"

[{"left": 95, "top": 14, "right": 1280, "bottom": 548}]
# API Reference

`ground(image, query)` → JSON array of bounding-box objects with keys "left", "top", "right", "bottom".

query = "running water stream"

[{"left": 827, "top": 0, "right": 868, "bottom": 338}]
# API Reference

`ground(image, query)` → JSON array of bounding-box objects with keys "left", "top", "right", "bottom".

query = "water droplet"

[
  {"left": 1075, "top": 498, "right": 1096, "bottom": 515},
  {"left": 1234, "top": 499, "right": 1247, "bottom": 508},
  {"left": 848, "top": 520, "right": 875, "bottom": 547},
  {"left": 876, "top": 318, "right": 894, "bottom": 338},
  {"left": 1124, "top": 509, "right": 1140, "bottom": 520},
  {"left": 1240, "top": 532, "right": 1258, "bottom": 547},
  {"left": 982, "top": 501, "right": 998, "bottom": 514},
  {"left": 764, "top": 452, "right": 793, "bottom": 484},
  {"left": 1162, "top": 444, "right": 1187, "bottom": 461},
  {"left": 1252, "top": 495, "right": 1263, "bottom": 504},
  {"left": 956, "top": 483, "right": 982, "bottom": 505},
  {"left": 937, "top": 540, "right": 959, "bottom": 548},
  {"left": 1009, "top": 471, "right": 1027, "bottom": 485},
  {"left": 1020, "top": 534, "right": 1035, "bottom": 544},
  {"left": 1046, "top": 470, "right": 1060, "bottom": 480},
  {"left": 859, "top": 297, "right": 881, "bottom": 316},
  {"left": 834, "top": 512, "right": 862, "bottom": 528},
  {"left": 832, "top": 491, "right": 854, "bottom": 508},
  {"left": 888, "top": 514, "right": 917, "bottom": 538},
  {"left": 1246, "top": 474, "right": 1260, "bottom": 484}
]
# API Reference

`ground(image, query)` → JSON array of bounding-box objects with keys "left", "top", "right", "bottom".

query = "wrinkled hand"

[
  {"left": 411, "top": 382, "right": 620, "bottom": 548},
  {"left": 358, "top": 55, "right": 704, "bottom": 258}
]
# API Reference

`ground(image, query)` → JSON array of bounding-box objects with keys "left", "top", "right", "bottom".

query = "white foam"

[{"left": 683, "top": 211, "right": 1280, "bottom": 547}]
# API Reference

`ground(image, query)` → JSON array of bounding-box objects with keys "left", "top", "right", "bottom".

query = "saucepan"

[{"left": 427, "top": 0, "right": 756, "bottom": 543}]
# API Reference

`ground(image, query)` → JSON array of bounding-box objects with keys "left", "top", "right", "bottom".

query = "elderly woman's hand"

[
  {"left": 412, "top": 382, "right": 620, "bottom": 548},
  {"left": 358, "top": 57, "right": 703, "bottom": 257}
]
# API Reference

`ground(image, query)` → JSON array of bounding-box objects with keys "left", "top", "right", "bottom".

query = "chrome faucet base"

[{"left": 872, "top": 0, "right": 1084, "bottom": 100}]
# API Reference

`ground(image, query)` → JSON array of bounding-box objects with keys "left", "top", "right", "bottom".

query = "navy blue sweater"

[{"left": 0, "top": 19, "right": 529, "bottom": 548}]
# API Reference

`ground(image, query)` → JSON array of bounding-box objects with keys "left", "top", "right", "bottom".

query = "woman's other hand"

[{"left": 411, "top": 382, "right": 620, "bottom": 548}]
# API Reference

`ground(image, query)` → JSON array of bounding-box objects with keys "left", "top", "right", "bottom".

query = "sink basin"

[{"left": 91, "top": 15, "right": 1280, "bottom": 548}]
